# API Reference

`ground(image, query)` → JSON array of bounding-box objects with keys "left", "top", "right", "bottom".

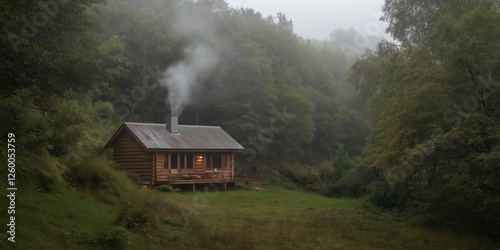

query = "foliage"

[
  {"left": 254, "top": 164, "right": 298, "bottom": 190},
  {"left": 91, "top": 226, "right": 129, "bottom": 250},
  {"left": 2, "top": 0, "right": 370, "bottom": 164},
  {"left": 280, "top": 163, "right": 320, "bottom": 191},
  {"left": 156, "top": 184, "right": 181, "bottom": 192},
  {"left": 65, "top": 156, "right": 135, "bottom": 199},
  {"left": 0, "top": 0, "right": 111, "bottom": 94},
  {"left": 367, "top": 181, "right": 400, "bottom": 210},
  {"left": 114, "top": 189, "right": 182, "bottom": 231},
  {"left": 125, "top": 171, "right": 144, "bottom": 186},
  {"left": 3, "top": 0, "right": 499, "bottom": 245},
  {"left": 266, "top": 146, "right": 379, "bottom": 198},
  {"left": 89, "top": 0, "right": 367, "bottom": 163},
  {"left": 351, "top": 0, "right": 500, "bottom": 238}
]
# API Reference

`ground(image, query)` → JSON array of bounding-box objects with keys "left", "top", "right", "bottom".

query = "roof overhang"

[{"left": 105, "top": 122, "right": 245, "bottom": 152}]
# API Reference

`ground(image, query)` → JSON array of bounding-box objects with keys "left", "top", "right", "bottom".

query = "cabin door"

[{"left": 194, "top": 154, "right": 206, "bottom": 175}]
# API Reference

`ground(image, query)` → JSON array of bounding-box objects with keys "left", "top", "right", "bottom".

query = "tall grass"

[
  {"left": 65, "top": 155, "right": 137, "bottom": 202},
  {"left": 166, "top": 187, "right": 498, "bottom": 250}
]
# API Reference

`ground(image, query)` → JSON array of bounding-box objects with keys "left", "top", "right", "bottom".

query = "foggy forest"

[{"left": 1, "top": 0, "right": 499, "bottom": 249}]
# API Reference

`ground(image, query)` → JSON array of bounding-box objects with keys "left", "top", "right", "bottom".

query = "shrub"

[
  {"left": 280, "top": 163, "right": 320, "bottom": 188},
  {"left": 94, "top": 226, "right": 129, "bottom": 249},
  {"left": 125, "top": 171, "right": 143, "bottom": 185},
  {"left": 253, "top": 164, "right": 297, "bottom": 189},
  {"left": 156, "top": 185, "right": 181, "bottom": 192},
  {"left": 115, "top": 189, "right": 179, "bottom": 230},
  {"left": 0, "top": 151, "right": 63, "bottom": 192},
  {"left": 65, "top": 156, "right": 135, "bottom": 199},
  {"left": 267, "top": 174, "right": 297, "bottom": 190},
  {"left": 367, "top": 181, "right": 399, "bottom": 209},
  {"left": 116, "top": 192, "right": 159, "bottom": 229},
  {"left": 321, "top": 172, "right": 363, "bottom": 197}
]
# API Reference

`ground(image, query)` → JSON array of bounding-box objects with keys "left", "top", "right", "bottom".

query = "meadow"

[
  {"left": 164, "top": 185, "right": 498, "bottom": 250},
  {"left": 3, "top": 183, "right": 498, "bottom": 250}
]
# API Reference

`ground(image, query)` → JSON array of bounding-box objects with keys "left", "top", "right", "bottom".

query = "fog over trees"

[{"left": 1, "top": 0, "right": 499, "bottom": 246}]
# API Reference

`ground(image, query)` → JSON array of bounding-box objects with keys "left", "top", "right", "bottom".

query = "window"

[
  {"left": 212, "top": 153, "right": 222, "bottom": 168},
  {"left": 171, "top": 153, "right": 179, "bottom": 169},
  {"left": 187, "top": 153, "right": 193, "bottom": 169},
  {"left": 165, "top": 153, "right": 209, "bottom": 169},
  {"left": 195, "top": 154, "right": 205, "bottom": 165}
]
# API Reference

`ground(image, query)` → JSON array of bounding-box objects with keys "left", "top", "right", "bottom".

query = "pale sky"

[{"left": 226, "top": 0, "right": 388, "bottom": 40}]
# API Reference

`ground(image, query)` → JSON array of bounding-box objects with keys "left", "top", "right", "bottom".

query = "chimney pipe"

[{"left": 166, "top": 108, "right": 179, "bottom": 134}]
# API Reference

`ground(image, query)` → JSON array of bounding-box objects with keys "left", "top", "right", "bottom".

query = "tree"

[
  {"left": 353, "top": 0, "right": 500, "bottom": 237},
  {"left": 0, "top": 0, "right": 108, "bottom": 95}
]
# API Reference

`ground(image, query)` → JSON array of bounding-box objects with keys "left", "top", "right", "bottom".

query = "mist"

[
  {"left": 226, "top": 0, "right": 386, "bottom": 40},
  {"left": 160, "top": 3, "right": 222, "bottom": 114},
  {"left": 4, "top": 0, "right": 499, "bottom": 248},
  {"left": 161, "top": 43, "right": 218, "bottom": 114}
]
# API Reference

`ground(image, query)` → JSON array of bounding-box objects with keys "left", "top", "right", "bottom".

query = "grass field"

[
  {"left": 165, "top": 184, "right": 498, "bottom": 250},
  {"left": 2, "top": 184, "right": 498, "bottom": 249},
  {"left": 2, "top": 187, "right": 113, "bottom": 250}
]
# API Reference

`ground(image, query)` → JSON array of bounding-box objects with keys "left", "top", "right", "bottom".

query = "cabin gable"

[{"left": 112, "top": 129, "right": 153, "bottom": 184}]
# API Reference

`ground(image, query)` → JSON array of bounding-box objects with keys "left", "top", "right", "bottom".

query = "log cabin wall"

[
  {"left": 112, "top": 131, "right": 153, "bottom": 183},
  {"left": 154, "top": 152, "right": 165, "bottom": 184},
  {"left": 155, "top": 152, "right": 236, "bottom": 181},
  {"left": 227, "top": 153, "right": 231, "bottom": 178},
  {"left": 221, "top": 153, "right": 233, "bottom": 179},
  {"left": 229, "top": 153, "right": 234, "bottom": 178}
]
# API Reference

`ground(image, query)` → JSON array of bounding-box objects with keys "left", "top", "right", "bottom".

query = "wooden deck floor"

[{"left": 155, "top": 178, "right": 256, "bottom": 185}]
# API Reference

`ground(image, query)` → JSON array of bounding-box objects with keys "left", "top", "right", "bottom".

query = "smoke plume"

[
  {"left": 160, "top": 4, "right": 222, "bottom": 114},
  {"left": 161, "top": 43, "right": 218, "bottom": 114}
]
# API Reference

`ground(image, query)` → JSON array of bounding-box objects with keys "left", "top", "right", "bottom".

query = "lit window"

[{"left": 195, "top": 154, "right": 205, "bottom": 163}]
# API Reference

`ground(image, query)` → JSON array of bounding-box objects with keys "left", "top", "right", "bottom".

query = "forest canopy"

[
  {"left": 1, "top": 0, "right": 499, "bottom": 240},
  {"left": 1, "top": 0, "right": 365, "bottom": 162}
]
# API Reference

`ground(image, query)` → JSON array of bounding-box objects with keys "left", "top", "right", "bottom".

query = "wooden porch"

[
  {"left": 155, "top": 177, "right": 256, "bottom": 185},
  {"left": 155, "top": 167, "right": 255, "bottom": 184},
  {"left": 153, "top": 152, "right": 255, "bottom": 188},
  {"left": 155, "top": 177, "right": 256, "bottom": 191}
]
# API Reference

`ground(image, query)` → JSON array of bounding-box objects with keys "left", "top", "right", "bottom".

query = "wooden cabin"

[{"left": 105, "top": 110, "right": 254, "bottom": 188}]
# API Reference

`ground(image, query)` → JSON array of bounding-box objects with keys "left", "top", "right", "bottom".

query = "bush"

[
  {"left": 266, "top": 174, "right": 297, "bottom": 190},
  {"left": 116, "top": 190, "right": 161, "bottom": 229},
  {"left": 0, "top": 150, "right": 63, "bottom": 192},
  {"left": 253, "top": 164, "right": 297, "bottom": 189},
  {"left": 367, "top": 181, "right": 399, "bottom": 209},
  {"left": 125, "top": 171, "right": 144, "bottom": 185},
  {"left": 280, "top": 163, "right": 320, "bottom": 189},
  {"left": 321, "top": 173, "right": 363, "bottom": 197},
  {"left": 65, "top": 156, "right": 135, "bottom": 199},
  {"left": 156, "top": 184, "right": 181, "bottom": 192},
  {"left": 93, "top": 226, "right": 129, "bottom": 249},
  {"left": 115, "top": 189, "right": 182, "bottom": 230}
]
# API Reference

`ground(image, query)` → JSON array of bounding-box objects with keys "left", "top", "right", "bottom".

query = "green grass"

[
  {"left": 1, "top": 183, "right": 498, "bottom": 249},
  {"left": 0, "top": 185, "right": 195, "bottom": 250},
  {"left": 1, "top": 186, "right": 114, "bottom": 249},
  {"left": 164, "top": 185, "right": 499, "bottom": 250}
]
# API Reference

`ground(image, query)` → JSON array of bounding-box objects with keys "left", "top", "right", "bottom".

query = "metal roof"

[{"left": 106, "top": 122, "right": 244, "bottom": 151}]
